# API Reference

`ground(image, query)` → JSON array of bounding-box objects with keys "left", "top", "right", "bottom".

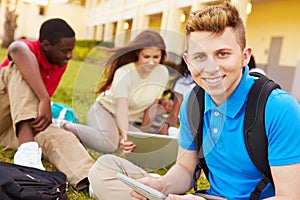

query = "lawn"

[{"left": 0, "top": 47, "right": 209, "bottom": 199}]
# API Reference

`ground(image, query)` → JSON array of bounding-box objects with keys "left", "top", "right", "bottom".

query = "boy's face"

[
  {"left": 43, "top": 37, "right": 76, "bottom": 67},
  {"left": 184, "top": 27, "right": 251, "bottom": 105}
]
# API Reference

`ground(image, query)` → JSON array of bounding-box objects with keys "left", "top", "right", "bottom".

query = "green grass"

[
  {"left": 51, "top": 60, "right": 100, "bottom": 124},
  {"left": 0, "top": 47, "right": 209, "bottom": 199}
]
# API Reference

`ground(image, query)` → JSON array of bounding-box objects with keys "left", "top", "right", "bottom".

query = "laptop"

[{"left": 125, "top": 131, "right": 178, "bottom": 170}]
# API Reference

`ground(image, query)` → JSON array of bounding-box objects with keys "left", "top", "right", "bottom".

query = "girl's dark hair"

[
  {"left": 39, "top": 18, "right": 75, "bottom": 45},
  {"left": 97, "top": 30, "right": 167, "bottom": 94},
  {"left": 178, "top": 56, "right": 190, "bottom": 77},
  {"left": 248, "top": 55, "right": 256, "bottom": 70}
]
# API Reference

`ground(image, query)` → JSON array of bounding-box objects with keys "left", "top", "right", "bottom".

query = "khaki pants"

[
  {"left": 35, "top": 126, "right": 95, "bottom": 190},
  {"left": 88, "top": 154, "right": 148, "bottom": 200},
  {"left": 0, "top": 63, "right": 95, "bottom": 190},
  {"left": 89, "top": 155, "right": 227, "bottom": 200},
  {"left": 0, "top": 63, "right": 38, "bottom": 149}
]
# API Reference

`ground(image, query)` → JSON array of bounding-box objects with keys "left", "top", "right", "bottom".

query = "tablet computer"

[
  {"left": 126, "top": 131, "right": 178, "bottom": 170},
  {"left": 117, "top": 173, "right": 169, "bottom": 200},
  {"left": 117, "top": 173, "right": 226, "bottom": 200}
]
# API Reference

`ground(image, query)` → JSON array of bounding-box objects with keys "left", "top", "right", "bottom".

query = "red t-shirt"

[{"left": 0, "top": 39, "right": 67, "bottom": 97}]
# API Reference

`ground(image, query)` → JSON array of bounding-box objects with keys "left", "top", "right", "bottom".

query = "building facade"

[
  {"left": 85, "top": 0, "right": 300, "bottom": 95},
  {"left": 1, "top": 0, "right": 300, "bottom": 96},
  {"left": 0, "top": 0, "right": 88, "bottom": 40},
  {"left": 85, "top": 0, "right": 250, "bottom": 55}
]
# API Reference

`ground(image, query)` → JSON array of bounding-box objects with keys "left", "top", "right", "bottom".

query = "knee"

[
  {"left": 88, "top": 155, "right": 117, "bottom": 184},
  {"left": 88, "top": 155, "right": 121, "bottom": 176},
  {"left": 95, "top": 154, "right": 120, "bottom": 169},
  {"left": 102, "top": 143, "right": 119, "bottom": 154}
]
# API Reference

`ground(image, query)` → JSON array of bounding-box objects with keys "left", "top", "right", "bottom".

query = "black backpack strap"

[
  {"left": 187, "top": 86, "right": 209, "bottom": 192},
  {"left": 245, "top": 72, "right": 280, "bottom": 200}
]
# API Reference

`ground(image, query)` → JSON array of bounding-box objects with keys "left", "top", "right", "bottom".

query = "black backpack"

[
  {"left": 187, "top": 72, "right": 280, "bottom": 200},
  {"left": 0, "top": 162, "right": 68, "bottom": 200}
]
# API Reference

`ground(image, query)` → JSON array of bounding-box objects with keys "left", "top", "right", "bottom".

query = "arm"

[
  {"left": 160, "top": 147, "right": 199, "bottom": 194},
  {"left": 265, "top": 163, "right": 300, "bottom": 200},
  {"left": 140, "top": 99, "right": 160, "bottom": 132},
  {"left": 264, "top": 92, "right": 300, "bottom": 199},
  {"left": 8, "top": 41, "right": 51, "bottom": 133},
  {"left": 167, "top": 92, "right": 183, "bottom": 125},
  {"left": 115, "top": 97, "right": 136, "bottom": 152}
]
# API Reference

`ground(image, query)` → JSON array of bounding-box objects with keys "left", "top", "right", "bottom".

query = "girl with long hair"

[{"left": 58, "top": 30, "right": 169, "bottom": 153}]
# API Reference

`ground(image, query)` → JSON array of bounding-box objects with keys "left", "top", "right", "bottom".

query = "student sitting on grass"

[
  {"left": 0, "top": 18, "right": 95, "bottom": 190},
  {"left": 55, "top": 30, "right": 169, "bottom": 154},
  {"left": 158, "top": 57, "right": 196, "bottom": 136}
]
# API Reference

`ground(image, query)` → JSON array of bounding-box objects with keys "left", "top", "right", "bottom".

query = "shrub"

[{"left": 73, "top": 40, "right": 114, "bottom": 61}]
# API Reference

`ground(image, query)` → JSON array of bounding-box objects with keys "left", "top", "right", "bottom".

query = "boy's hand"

[
  {"left": 129, "top": 176, "right": 163, "bottom": 199},
  {"left": 29, "top": 98, "right": 52, "bottom": 134}
]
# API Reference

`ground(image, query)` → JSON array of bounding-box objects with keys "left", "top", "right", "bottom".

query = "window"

[{"left": 39, "top": 6, "right": 46, "bottom": 15}]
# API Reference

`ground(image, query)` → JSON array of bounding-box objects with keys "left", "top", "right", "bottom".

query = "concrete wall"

[{"left": 246, "top": 0, "right": 300, "bottom": 92}]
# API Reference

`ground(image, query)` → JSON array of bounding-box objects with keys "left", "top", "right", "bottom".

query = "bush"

[
  {"left": 76, "top": 40, "right": 114, "bottom": 48},
  {"left": 73, "top": 40, "right": 114, "bottom": 61},
  {"left": 72, "top": 46, "right": 90, "bottom": 61}
]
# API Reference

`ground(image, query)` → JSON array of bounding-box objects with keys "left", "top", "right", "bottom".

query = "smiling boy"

[{"left": 86, "top": 2, "right": 300, "bottom": 199}]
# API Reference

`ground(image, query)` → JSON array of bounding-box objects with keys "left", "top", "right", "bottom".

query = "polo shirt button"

[
  {"left": 214, "top": 111, "right": 219, "bottom": 116},
  {"left": 213, "top": 128, "right": 218, "bottom": 134}
]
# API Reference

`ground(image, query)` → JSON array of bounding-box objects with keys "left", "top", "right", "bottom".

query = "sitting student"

[
  {"left": 159, "top": 57, "right": 195, "bottom": 136},
  {"left": 148, "top": 89, "right": 174, "bottom": 134},
  {"left": 56, "top": 30, "right": 169, "bottom": 154},
  {"left": 0, "top": 18, "right": 95, "bottom": 190},
  {"left": 87, "top": 2, "right": 300, "bottom": 200}
]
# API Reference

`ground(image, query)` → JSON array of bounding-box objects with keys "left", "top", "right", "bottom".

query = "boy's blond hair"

[{"left": 185, "top": 2, "right": 246, "bottom": 51}]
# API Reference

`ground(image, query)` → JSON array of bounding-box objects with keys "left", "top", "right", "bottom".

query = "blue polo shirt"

[{"left": 178, "top": 67, "right": 300, "bottom": 199}]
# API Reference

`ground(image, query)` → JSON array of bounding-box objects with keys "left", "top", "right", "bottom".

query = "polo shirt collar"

[{"left": 204, "top": 66, "right": 254, "bottom": 118}]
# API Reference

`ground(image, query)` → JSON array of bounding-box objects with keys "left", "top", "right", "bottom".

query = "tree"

[{"left": 1, "top": 0, "right": 19, "bottom": 48}]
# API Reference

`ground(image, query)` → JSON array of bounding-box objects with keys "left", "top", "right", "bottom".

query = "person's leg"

[
  {"left": 0, "top": 66, "right": 19, "bottom": 149},
  {"left": 88, "top": 154, "right": 148, "bottom": 200},
  {"left": 7, "top": 64, "right": 39, "bottom": 143},
  {"left": 34, "top": 126, "right": 95, "bottom": 190},
  {"left": 16, "top": 121, "right": 35, "bottom": 143},
  {"left": 63, "top": 102, "right": 120, "bottom": 153},
  {"left": 0, "top": 64, "right": 44, "bottom": 170}
]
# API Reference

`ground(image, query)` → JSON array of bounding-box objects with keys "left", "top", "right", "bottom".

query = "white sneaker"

[
  {"left": 14, "top": 141, "right": 45, "bottom": 170},
  {"left": 52, "top": 118, "right": 68, "bottom": 128}
]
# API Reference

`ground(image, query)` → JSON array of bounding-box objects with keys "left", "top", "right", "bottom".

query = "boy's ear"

[
  {"left": 242, "top": 47, "right": 252, "bottom": 66},
  {"left": 41, "top": 40, "right": 51, "bottom": 51},
  {"left": 183, "top": 53, "right": 191, "bottom": 70}
]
